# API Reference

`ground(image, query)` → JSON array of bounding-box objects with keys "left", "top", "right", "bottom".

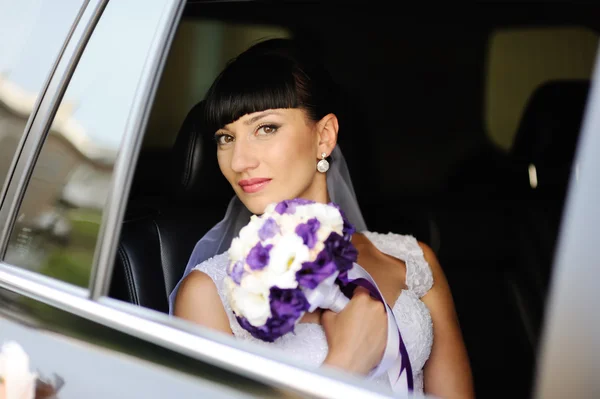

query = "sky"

[{"left": 0, "top": 0, "right": 167, "bottom": 151}]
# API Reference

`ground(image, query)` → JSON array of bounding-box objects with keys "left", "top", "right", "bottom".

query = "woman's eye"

[
  {"left": 256, "top": 124, "right": 279, "bottom": 136},
  {"left": 215, "top": 134, "right": 234, "bottom": 145}
]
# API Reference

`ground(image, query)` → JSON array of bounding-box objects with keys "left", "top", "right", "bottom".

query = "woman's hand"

[{"left": 321, "top": 287, "right": 388, "bottom": 375}]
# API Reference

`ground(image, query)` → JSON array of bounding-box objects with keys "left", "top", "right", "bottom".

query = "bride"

[{"left": 169, "top": 38, "right": 473, "bottom": 398}]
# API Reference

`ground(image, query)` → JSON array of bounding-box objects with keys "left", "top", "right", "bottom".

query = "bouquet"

[
  {"left": 224, "top": 198, "right": 358, "bottom": 342},
  {"left": 224, "top": 198, "right": 414, "bottom": 392}
]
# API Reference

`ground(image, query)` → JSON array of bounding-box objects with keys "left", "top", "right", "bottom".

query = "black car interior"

[
  {"left": 109, "top": 3, "right": 598, "bottom": 398},
  {"left": 109, "top": 101, "right": 232, "bottom": 311}
]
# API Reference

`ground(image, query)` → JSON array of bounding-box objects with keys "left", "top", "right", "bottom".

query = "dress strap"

[
  {"left": 362, "top": 232, "right": 434, "bottom": 298},
  {"left": 401, "top": 235, "right": 434, "bottom": 298}
]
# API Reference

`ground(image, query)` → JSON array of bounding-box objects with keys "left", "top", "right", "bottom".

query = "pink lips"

[{"left": 239, "top": 178, "right": 271, "bottom": 193}]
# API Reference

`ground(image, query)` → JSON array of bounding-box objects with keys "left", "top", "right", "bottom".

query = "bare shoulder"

[
  {"left": 176, "top": 270, "right": 218, "bottom": 304},
  {"left": 179, "top": 269, "right": 216, "bottom": 291},
  {"left": 174, "top": 270, "right": 233, "bottom": 335},
  {"left": 416, "top": 242, "right": 475, "bottom": 397},
  {"left": 174, "top": 271, "right": 218, "bottom": 315}
]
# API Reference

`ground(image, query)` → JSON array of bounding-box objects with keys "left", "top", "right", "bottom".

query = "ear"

[{"left": 316, "top": 113, "right": 339, "bottom": 157}]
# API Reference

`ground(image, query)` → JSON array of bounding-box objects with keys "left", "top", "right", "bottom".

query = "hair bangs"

[{"left": 204, "top": 55, "right": 303, "bottom": 133}]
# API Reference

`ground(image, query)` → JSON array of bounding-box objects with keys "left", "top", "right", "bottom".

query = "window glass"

[
  {"left": 4, "top": 0, "right": 169, "bottom": 287},
  {"left": 0, "top": 0, "right": 84, "bottom": 191},
  {"left": 145, "top": 19, "right": 290, "bottom": 149}
]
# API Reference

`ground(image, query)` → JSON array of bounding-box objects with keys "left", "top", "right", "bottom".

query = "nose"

[{"left": 230, "top": 139, "right": 259, "bottom": 173}]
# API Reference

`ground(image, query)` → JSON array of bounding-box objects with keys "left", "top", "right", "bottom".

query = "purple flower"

[
  {"left": 275, "top": 198, "right": 315, "bottom": 215},
  {"left": 236, "top": 287, "right": 309, "bottom": 342},
  {"left": 246, "top": 242, "right": 273, "bottom": 270},
  {"left": 295, "top": 218, "right": 320, "bottom": 249},
  {"left": 342, "top": 218, "right": 356, "bottom": 241},
  {"left": 259, "top": 218, "right": 280, "bottom": 241},
  {"left": 228, "top": 261, "right": 244, "bottom": 284},
  {"left": 325, "top": 231, "right": 358, "bottom": 275},
  {"left": 296, "top": 250, "right": 338, "bottom": 289}
]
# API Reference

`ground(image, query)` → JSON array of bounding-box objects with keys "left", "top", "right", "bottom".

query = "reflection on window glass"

[
  {"left": 146, "top": 19, "right": 290, "bottom": 148},
  {"left": 4, "top": 0, "right": 169, "bottom": 287},
  {"left": 0, "top": 0, "right": 84, "bottom": 191}
]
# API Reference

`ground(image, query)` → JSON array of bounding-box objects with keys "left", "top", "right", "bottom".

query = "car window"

[
  {"left": 3, "top": 0, "right": 170, "bottom": 288},
  {"left": 0, "top": 0, "right": 85, "bottom": 195},
  {"left": 144, "top": 18, "right": 291, "bottom": 150}
]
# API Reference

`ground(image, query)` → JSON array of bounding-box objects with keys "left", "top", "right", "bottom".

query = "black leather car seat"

[
  {"left": 109, "top": 101, "right": 232, "bottom": 312},
  {"left": 424, "top": 79, "right": 589, "bottom": 399}
]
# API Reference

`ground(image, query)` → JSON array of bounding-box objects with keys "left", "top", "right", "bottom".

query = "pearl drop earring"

[{"left": 317, "top": 152, "right": 329, "bottom": 173}]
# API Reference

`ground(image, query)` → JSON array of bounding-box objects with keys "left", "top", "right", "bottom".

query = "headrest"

[
  {"left": 168, "top": 101, "right": 233, "bottom": 203},
  {"left": 512, "top": 79, "right": 589, "bottom": 169},
  {"left": 127, "top": 148, "right": 172, "bottom": 199}
]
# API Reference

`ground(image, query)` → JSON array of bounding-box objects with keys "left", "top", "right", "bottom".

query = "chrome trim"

[
  {"left": 88, "top": 0, "right": 185, "bottom": 300},
  {"left": 0, "top": 265, "right": 396, "bottom": 399},
  {"left": 0, "top": 263, "right": 88, "bottom": 299},
  {"left": 0, "top": 0, "right": 90, "bottom": 213},
  {"left": 0, "top": 0, "right": 108, "bottom": 257},
  {"left": 533, "top": 47, "right": 600, "bottom": 398}
]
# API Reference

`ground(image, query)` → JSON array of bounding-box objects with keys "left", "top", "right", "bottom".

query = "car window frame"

[
  {"left": 85, "top": 0, "right": 188, "bottom": 300},
  {"left": 0, "top": 0, "right": 90, "bottom": 215},
  {"left": 532, "top": 43, "right": 600, "bottom": 398},
  {"left": 0, "top": 0, "right": 182, "bottom": 295},
  {"left": 0, "top": 0, "right": 107, "bottom": 297},
  {"left": 0, "top": 0, "right": 107, "bottom": 257}
]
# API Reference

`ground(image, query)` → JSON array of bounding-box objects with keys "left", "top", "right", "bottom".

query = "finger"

[{"left": 321, "top": 309, "right": 336, "bottom": 326}]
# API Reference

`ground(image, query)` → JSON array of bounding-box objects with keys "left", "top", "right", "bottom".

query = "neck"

[{"left": 300, "top": 173, "right": 329, "bottom": 204}]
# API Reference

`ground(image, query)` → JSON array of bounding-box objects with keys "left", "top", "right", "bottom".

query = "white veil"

[{"left": 168, "top": 145, "right": 367, "bottom": 314}]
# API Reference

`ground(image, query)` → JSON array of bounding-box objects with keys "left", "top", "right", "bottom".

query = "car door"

[
  {"left": 532, "top": 41, "right": 600, "bottom": 399},
  {"left": 0, "top": 1, "right": 405, "bottom": 398},
  {"left": 0, "top": 0, "right": 291, "bottom": 397}
]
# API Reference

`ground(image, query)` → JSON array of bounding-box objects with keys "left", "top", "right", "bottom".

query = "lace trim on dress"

[{"left": 361, "top": 231, "right": 434, "bottom": 298}]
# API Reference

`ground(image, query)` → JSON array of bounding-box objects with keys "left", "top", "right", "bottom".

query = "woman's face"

[{"left": 215, "top": 108, "right": 334, "bottom": 215}]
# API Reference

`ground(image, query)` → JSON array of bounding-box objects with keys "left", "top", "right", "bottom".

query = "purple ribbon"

[{"left": 341, "top": 265, "right": 414, "bottom": 393}]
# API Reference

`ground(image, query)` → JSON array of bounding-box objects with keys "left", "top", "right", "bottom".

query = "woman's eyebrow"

[{"left": 245, "top": 110, "right": 282, "bottom": 125}]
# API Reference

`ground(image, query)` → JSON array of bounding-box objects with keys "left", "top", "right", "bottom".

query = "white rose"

[
  {"left": 291, "top": 204, "right": 310, "bottom": 220},
  {"left": 241, "top": 216, "right": 263, "bottom": 240},
  {"left": 263, "top": 233, "right": 310, "bottom": 289},
  {"left": 263, "top": 202, "right": 278, "bottom": 214},
  {"left": 228, "top": 237, "right": 245, "bottom": 262},
  {"left": 224, "top": 277, "right": 242, "bottom": 315},
  {"left": 0, "top": 341, "right": 37, "bottom": 399},
  {"left": 316, "top": 225, "right": 333, "bottom": 243},
  {"left": 302, "top": 204, "right": 344, "bottom": 234},
  {"left": 310, "top": 241, "right": 325, "bottom": 260},
  {"left": 277, "top": 214, "right": 301, "bottom": 235},
  {"left": 241, "top": 273, "right": 270, "bottom": 295},
  {"left": 320, "top": 206, "right": 344, "bottom": 234},
  {"left": 236, "top": 218, "right": 263, "bottom": 255},
  {"left": 236, "top": 275, "right": 272, "bottom": 326}
]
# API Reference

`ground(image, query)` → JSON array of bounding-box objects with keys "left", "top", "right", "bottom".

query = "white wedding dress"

[{"left": 194, "top": 231, "right": 434, "bottom": 395}]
